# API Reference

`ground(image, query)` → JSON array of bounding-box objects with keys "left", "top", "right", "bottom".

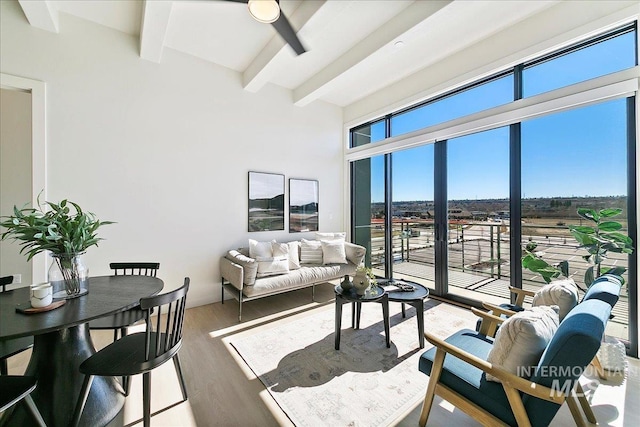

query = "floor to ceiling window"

[
  {"left": 521, "top": 99, "right": 631, "bottom": 341},
  {"left": 446, "top": 127, "right": 511, "bottom": 305},
  {"left": 388, "top": 145, "right": 435, "bottom": 285},
  {"left": 348, "top": 22, "right": 638, "bottom": 355},
  {"left": 351, "top": 120, "right": 386, "bottom": 270}
]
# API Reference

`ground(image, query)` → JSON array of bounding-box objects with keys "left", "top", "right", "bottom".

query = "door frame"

[{"left": 1, "top": 73, "right": 47, "bottom": 282}]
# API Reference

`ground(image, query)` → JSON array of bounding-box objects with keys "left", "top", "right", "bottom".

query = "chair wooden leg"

[
  {"left": 503, "top": 385, "right": 531, "bottom": 427},
  {"left": 173, "top": 354, "right": 188, "bottom": 401},
  {"left": 591, "top": 355, "right": 607, "bottom": 380},
  {"left": 575, "top": 383, "right": 597, "bottom": 424},
  {"left": 23, "top": 394, "right": 46, "bottom": 427},
  {"left": 0, "top": 358, "right": 7, "bottom": 375},
  {"left": 143, "top": 372, "right": 151, "bottom": 427},
  {"left": 566, "top": 391, "right": 587, "bottom": 427},
  {"left": 71, "top": 375, "right": 94, "bottom": 427},
  {"left": 419, "top": 347, "right": 445, "bottom": 427}
]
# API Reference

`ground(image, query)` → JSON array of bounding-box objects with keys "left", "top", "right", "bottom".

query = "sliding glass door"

[
  {"left": 389, "top": 145, "right": 435, "bottom": 287},
  {"left": 446, "top": 128, "right": 511, "bottom": 305}
]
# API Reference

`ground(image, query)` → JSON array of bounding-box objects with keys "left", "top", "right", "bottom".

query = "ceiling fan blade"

[{"left": 271, "top": 12, "right": 306, "bottom": 55}]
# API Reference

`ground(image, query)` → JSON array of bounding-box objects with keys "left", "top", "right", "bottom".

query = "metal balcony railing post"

[
  {"left": 490, "top": 224, "right": 495, "bottom": 278},
  {"left": 497, "top": 224, "right": 502, "bottom": 278}
]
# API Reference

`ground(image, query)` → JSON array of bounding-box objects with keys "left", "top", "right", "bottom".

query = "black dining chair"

[
  {"left": 72, "top": 278, "right": 190, "bottom": 427},
  {"left": 88, "top": 263, "right": 160, "bottom": 391},
  {"left": 89, "top": 262, "right": 161, "bottom": 341},
  {"left": 0, "top": 276, "right": 34, "bottom": 375},
  {"left": 0, "top": 375, "right": 47, "bottom": 426}
]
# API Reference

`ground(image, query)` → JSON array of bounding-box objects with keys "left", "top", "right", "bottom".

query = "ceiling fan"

[{"left": 221, "top": 0, "right": 307, "bottom": 55}]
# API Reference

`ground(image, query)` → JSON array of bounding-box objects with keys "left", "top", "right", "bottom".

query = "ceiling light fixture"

[{"left": 248, "top": 0, "right": 281, "bottom": 24}]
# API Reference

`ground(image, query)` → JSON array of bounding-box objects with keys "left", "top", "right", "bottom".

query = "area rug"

[{"left": 227, "top": 299, "right": 478, "bottom": 427}]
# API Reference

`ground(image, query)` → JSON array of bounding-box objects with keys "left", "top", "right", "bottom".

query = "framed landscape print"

[
  {"left": 248, "top": 171, "right": 285, "bottom": 232},
  {"left": 289, "top": 178, "right": 319, "bottom": 232}
]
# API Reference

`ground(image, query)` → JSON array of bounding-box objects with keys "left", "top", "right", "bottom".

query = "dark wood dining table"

[{"left": 0, "top": 275, "right": 163, "bottom": 427}]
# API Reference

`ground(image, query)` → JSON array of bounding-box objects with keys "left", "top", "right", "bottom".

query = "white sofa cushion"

[
  {"left": 486, "top": 305, "right": 559, "bottom": 382},
  {"left": 287, "top": 241, "right": 301, "bottom": 270},
  {"left": 321, "top": 240, "right": 347, "bottom": 264},
  {"left": 300, "top": 238, "right": 323, "bottom": 264},
  {"left": 315, "top": 232, "right": 346, "bottom": 241},
  {"left": 249, "top": 239, "right": 272, "bottom": 259},
  {"left": 256, "top": 256, "right": 289, "bottom": 278}
]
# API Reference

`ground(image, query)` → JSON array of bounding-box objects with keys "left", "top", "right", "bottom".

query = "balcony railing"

[{"left": 358, "top": 218, "right": 630, "bottom": 339}]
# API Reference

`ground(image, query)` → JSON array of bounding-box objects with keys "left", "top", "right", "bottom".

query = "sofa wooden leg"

[
  {"left": 221, "top": 278, "right": 225, "bottom": 304},
  {"left": 238, "top": 292, "right": 243, "bottom": 322}
]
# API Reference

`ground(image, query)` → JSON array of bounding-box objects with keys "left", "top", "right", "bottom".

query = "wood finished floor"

[{"left": 4, "top": 281, "right": 640, "bottom": 426}]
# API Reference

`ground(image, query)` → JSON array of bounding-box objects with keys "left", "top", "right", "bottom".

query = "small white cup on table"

[{"left": 30, "top": 283, "right": 53, "bottom": 308}]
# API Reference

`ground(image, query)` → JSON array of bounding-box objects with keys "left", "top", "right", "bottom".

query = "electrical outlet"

[{"left": 12, "top": 274, "right": 21, "bottom": 284}]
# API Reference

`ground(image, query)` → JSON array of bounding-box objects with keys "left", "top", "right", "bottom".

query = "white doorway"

[{"left": 0, "top": 74, "right": 47, "bottom": 284}]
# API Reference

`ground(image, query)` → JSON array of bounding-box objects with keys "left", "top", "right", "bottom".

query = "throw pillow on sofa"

[
  {"left": 272, "top": 240, "right": 289, "bottom": 258},
  {"left": 300, "top": 238, "right": 323, "bottom": 264},
  {"left": 486, "top": 305, "right": 559, "bottom": 382},
  {"left": 287, "top": 241, "right": 301, "bottom": 269},
  {"left": 256, "top": 256, "right": 289, "bottom": 278},
  {"left": 272, "top": 240, "right": 301, "bottom": 271},
  {"left": 249, "top": 239, "right": 273, "bottom": 259},
  {"left": 315, "top": 232, "right": 346, "bottom": 241},
  {"left": 321, "top": 240, "right": 347, "bottom": 264}
]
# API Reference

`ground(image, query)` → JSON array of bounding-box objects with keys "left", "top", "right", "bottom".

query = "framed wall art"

[
  {"left": 289, "top": 178, "right": 319, "bottom": 233},
  {"left": 248, "top": 171, "right": 285, "bottom": 232}
]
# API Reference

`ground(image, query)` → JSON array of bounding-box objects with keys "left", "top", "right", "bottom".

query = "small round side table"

[{"left": 334, "top": 285, "right": 390, "bottom": 350}]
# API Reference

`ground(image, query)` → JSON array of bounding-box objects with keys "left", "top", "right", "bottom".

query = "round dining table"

[{"left": 0, "top": 275, "right": 163, "bottom": 427}]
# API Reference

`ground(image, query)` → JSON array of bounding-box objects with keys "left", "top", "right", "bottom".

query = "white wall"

[{"left": 0, "top": 0, "right": 344, "bottom": 307}]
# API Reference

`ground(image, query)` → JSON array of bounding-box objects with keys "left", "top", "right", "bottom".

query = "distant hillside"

[{"left": 249, "top": 194, "right": 284, "bottom": 211}]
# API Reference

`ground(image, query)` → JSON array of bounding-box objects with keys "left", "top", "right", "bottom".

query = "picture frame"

[
  {"left": 248, "top": 171, "right": 285, "bottom": 232},
  {"left": 289, "top": 178, "right": 319, "bottom": 232}
]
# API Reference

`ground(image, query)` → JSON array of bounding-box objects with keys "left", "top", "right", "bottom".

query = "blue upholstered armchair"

[{"left": 417, "top": 275, "right": 623, "bottom": 427}]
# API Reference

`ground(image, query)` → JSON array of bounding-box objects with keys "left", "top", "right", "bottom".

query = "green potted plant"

[
  {"left": 522, "top": 207, "right": 634, "bottom": 291},
  {"left": 0, "top": 198, "right": 113, "bottom": 298}
]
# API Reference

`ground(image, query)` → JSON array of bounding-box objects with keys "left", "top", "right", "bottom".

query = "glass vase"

[{"left": 48, "top": 252, "right": 89, "bottom": 299}]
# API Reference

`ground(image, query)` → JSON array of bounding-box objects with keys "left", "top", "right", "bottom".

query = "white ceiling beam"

[
  {"left": 139, "top": 0, "right": 173, "bottom": 63},
  {"left": 18, "top": 0, "right": 59, "bottom": 33},
  {"left": 242, "top": 0, "right": 330, "bottom": 93},
  {"left": 293, "top": 0, "right": 453, "bottom": 107}
]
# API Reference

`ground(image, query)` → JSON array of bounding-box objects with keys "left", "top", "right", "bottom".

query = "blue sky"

[{"left": 367, "top": 31, "right": 634, "bottom": 203}]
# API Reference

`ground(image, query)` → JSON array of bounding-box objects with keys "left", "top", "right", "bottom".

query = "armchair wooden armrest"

[
  {"left": 423, "top": 331, "right": 564, "bottom": 404},
  {"left": 471, "top": 307, "right": 506, "bottom": 338},
  {"left": 420, "top": 331, "right": 595, "bottom": 427},
  {"left": 509, "top": 286, "right": 536, "bottom": 306},
  {"left": 481, "top": 302, "right": 517, "bottom": 318}
]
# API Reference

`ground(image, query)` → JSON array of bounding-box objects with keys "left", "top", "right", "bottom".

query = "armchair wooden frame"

[{"left": 419, "top": 314, "right": 597, "bottom": 427}]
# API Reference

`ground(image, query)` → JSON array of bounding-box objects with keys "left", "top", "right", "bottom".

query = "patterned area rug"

[{"left": 227, "top": 299, "right": 477, "bottom": 427}]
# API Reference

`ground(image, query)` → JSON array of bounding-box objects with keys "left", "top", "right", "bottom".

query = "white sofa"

[{"left": 220, "top": 237, "right": 366, "bottom": 321}]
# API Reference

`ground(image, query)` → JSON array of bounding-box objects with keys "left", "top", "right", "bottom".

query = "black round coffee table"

[
  {"left": 334, "top": 285, "right": 390, "bottom": 350},
  {"left": 379, "top": 279, "right": 429, "bottom": 348}
]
